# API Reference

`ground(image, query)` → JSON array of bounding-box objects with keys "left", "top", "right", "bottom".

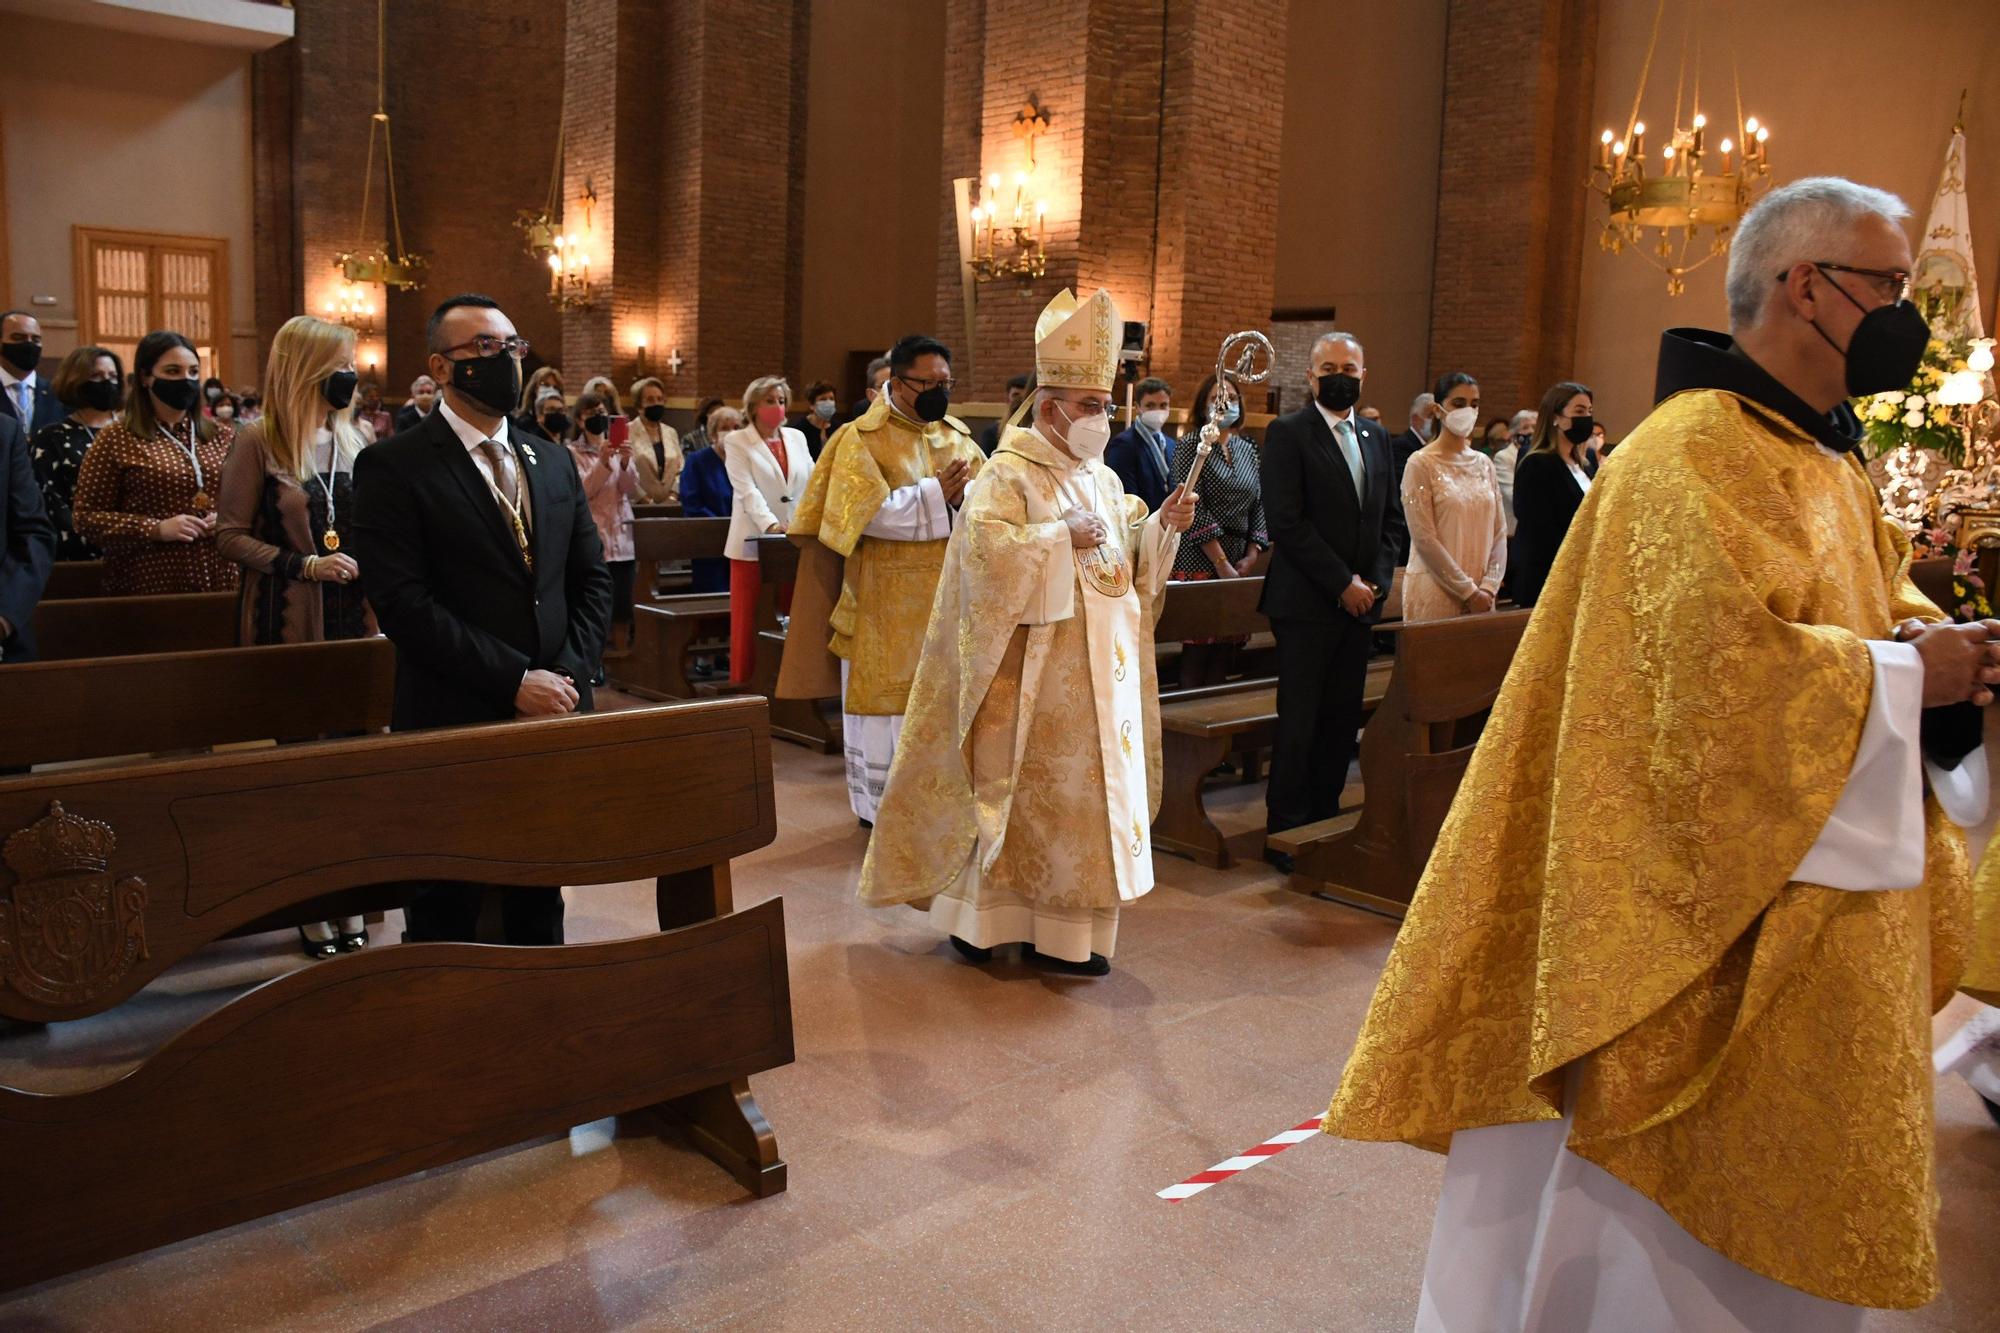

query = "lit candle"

[
  {"left": 1754, "top": 125, "right": 1769, "bottom": 161},
  {"left": 1632, "top": 121, "right": 1646, "bottom": 161},
  {"left": 1599, "top": 128, "right": 1613, "bottom": 168},
  {"left": 1661, "top": 143, "right": 1675, "bottom": 172},
  {"left": 1719, "top": 137, "right": 1734, "bottom": 172},
  {"left": 547, "top": 251, "right": 561, "bottom": 295},
  {"left": 1036, "top": 200, "right": 1046, "bottom": 254}
]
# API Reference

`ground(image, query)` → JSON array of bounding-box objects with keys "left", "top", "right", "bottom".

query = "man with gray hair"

[
  {"left": 1258, "top": 329, "right": 1404, "bottom": 859},
  {"left": 1323, "top": 177, "right": 1993, "bottom": 1328}
]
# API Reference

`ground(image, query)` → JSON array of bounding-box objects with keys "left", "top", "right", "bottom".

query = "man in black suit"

[
  {"left": 0, "top": 410, "right": 55, "bottom": 664},
  {"left": 391, "top": 373, "right": 439, "bottom": 434},
  {"left": 1258, "top": 331, "right": 1406, "bottom": 865},
  {"left": 1105, "top": 375, "right": 1175, "bottom": 512},
  {"left": 0, "top": 312, "right": 64, "bottom": 436},
  {"left": 1384, "top": 392, "right": 1434, "bottom": 562},
  {"left": 353, "top": 294, "right": 612, "bottom": 945}
]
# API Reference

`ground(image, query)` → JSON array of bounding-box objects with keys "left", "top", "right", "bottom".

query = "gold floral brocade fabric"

[
  {"left": 859, "top": 428, "right": 1167, "bottom": 912},
  {"left": 1324, "top": 389, "right": 1971, "bottom": 1310},
  {"left": 788, "top": 398, "right": 985, "bottom": 715}
]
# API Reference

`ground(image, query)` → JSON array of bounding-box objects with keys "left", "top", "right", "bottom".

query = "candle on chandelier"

[
  {"left": 1599, "top": 128, "right": 1613, "bottom": 168},
  {"left": 1631, "top": 122, "right": 1645, "bottom": 162},
  {"left": 1719, "top": 138, "right": 1734, "bottom": 172},
  {"left": 1036, "top": 200, "right": 1046, "bottom": 255},
  {"left": 1754, "top": 125, "right": 1769, "bottom": 162},
  {"left": 1691, "top": 112, "right": 1706, "bottom": 156}
]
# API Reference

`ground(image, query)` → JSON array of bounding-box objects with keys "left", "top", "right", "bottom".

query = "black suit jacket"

[
  {"left": 0, "top": 375, "right": 62, "bottom": 437},
  {"left": 1106, "top": 424, "right": 1173, "bottom": 513},
  {"left": 393, "top": 402, "right": 428, "bottom": 435},
  {"left": 1510, "top": 448, "right": 1596, "bottom": 607},
  {"left": 1258, "top": 405, "right": 1405, "bottom": 624},
  {"left": 352, "top": 408, "right": 613, "bottom": 730},
  {"left": 0, "top": 412, "right": 55, "bottom": 661}
]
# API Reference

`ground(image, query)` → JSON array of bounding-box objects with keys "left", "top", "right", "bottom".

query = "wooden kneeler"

[
  {"left": 0, "top": 698, "right": 791, "bottom": 1291},
  {"left": 1269, "top": 610, "right": 1528, "bottom": 917}
]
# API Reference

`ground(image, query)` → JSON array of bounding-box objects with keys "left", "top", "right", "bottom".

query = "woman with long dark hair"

[
  {"left": 72, "top": 330, "right": 237, "bottom": 594},
  {"left": 1398, "top": 371, "right": 1507, "bottom": 621},
  {"left": 1510, "top": 380, "right": 1599, "bottom": 609}
]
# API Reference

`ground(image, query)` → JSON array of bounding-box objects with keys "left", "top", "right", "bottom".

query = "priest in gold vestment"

[
  {"left": 858, "top": 289, "right": 1195, "bottom": 976},
  {"left": 1325, "top": 179, "right": 2000, "bottom": 1331},
  {"left": 783, "top": 335, "right": 985, "bottom": 824}
]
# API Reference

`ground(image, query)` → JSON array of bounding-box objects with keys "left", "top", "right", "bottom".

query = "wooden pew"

[
  {"left": 1268, "top": 609, "right": 1529, "bottom": 916},
  {"left": 632, "top": 501, "right": 684, "bottom": 520},
  {"left": 616, "top": 517, "right": 734, "bottom": 699},
  {"left": 31, "top": 591, "right": 237, "bottom": 661},
  {"left": 41, "top": 560, "right": 105, "bottom": 599},
  {"left": 748, "top": 534, "right": 843, "bottom": 752},
  {"left": 1908, "top": 555, "right": 1955, "bottom": 614},
  {"left": 0, "top": 697, "right": 790, "bottom": 1290},
  {"left": 0, "top": 638, "right": 394, "bottom": 771}
]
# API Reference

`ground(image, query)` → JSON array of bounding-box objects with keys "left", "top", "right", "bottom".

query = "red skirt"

[{"left": 728, "top": 557, "right": 793, "bottom": 684}]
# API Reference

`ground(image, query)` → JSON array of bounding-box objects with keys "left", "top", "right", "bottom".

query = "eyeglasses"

[
  {"left": 896, "top": 372, "right": 955, "bottom": 393},
  {"left": 439, "top": 334, "right": 531, "bottom": 360},
  {"left": 1782, "top": 262, "right": 1912, "bottom": 306},
  {"left": 1055, "top": 396, "right": 1115, "bottom": 418}
]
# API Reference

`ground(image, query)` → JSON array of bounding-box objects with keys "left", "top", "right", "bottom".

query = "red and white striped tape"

[{"left": 1157, "top": 1114, "right": 1324, "bottom": 1201}]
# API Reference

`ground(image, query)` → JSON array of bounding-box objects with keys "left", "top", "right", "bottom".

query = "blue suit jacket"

[
  {"left": 677, "top": 446, "right": 734, "bottom": 594},
  {"left": 1106, "top": 423, "right": 1173, "bottom": 512}
]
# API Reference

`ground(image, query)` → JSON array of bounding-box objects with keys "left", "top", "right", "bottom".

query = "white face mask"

[
  {"left": 1441, "top": 405, "right": 1479, "bottom": 438},
  {"left": 1054, "top": 401, "right": 1111, "bottom": 461},
  {"left": 1138, "top": 408, "right": 1169, "bottom": 433}
]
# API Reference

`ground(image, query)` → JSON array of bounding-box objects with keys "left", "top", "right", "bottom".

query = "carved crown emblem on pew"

[{"left": 0, "top": 802, "right": 149, "bottom": 1008}]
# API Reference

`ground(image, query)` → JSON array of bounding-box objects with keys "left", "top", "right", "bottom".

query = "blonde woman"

[
  {"left": 723, "top": 376, "right": 811, "bottom": 683},
  {"left": 214, "top": 313, "right": 374, "bottom": 957},
  {"left": 629, "top": 375, "right": 682, "bottom": 503},
  {"left": 515, "top": 364, "right": 564, "bottom": 438}
]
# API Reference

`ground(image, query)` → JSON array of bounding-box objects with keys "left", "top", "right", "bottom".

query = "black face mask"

[
  {"left": 542, "top": 412, "right": 571, "bottom": 438},
  {"left": 913, "top": 384, "right": 951, "bottom": 423},
  {"left": 149, "top": 376, "right": 201, "bottom": 413},
  {"left": 1562, "top": 415, "right": 1595, "bottom": 445},
  {"left": 81, "top": 379, "right": 122, "bottom": 412},
  {"left": 0, "top": 341, "right": 42, "bottom": 374},
  {"left": 643, "top": 403, "right": 668, "bottom": 424},
  {"left": 448, "top": 352, "right": 522, "bottom": 415},
  {"left": 1315, "top": 373, "right": 1362, "bottom": 413},
  {"left": 584, "top": 414, "right": 610, "bottom": 437},
  {"left": 1809, "top": 266, "right": 1931, "bottom": 398},
  {"left": 322, "top": 369, "right": 359, "bottom": 410}
]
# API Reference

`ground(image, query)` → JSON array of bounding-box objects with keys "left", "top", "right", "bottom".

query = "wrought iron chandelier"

[
  {"left": 333, "top": 0, "right": 426, "bottom": 292},
  {"left": 1588, "top": 0, "right": 1771, "bottom": 295}
]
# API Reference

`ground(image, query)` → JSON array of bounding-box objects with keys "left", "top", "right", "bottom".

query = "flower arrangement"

[
  {"left": 1859, "top": 336, "right": 1978, "bottom": 466},
  {"left": 1912, "top": 525, "right": 1994, "bottom": 623}
]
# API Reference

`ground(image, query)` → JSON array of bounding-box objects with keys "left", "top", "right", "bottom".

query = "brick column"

[
  {"left": 934, "top": 0, "right": 1287, "bottom": 400},
  {"left": 1427, "top": 0, "right": 1599, "bottom": 416}
]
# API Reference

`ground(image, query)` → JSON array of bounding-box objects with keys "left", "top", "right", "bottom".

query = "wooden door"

[{"left": 73, "top": 227, "right": 231, "bottom": 384}]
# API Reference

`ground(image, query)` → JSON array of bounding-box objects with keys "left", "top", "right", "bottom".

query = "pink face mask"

[{"left": 755, "top": 403, "right": 786, "bottom": 433}]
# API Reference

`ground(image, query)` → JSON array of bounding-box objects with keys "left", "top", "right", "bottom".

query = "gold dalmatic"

[
  {"left": 785, "top": 396, "right": 985, "bottom": 716},
  {"left": 1324, "top": 389, "right": 1972, "bottom": 1311}
]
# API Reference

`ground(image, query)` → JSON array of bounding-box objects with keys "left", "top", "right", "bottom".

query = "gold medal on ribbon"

[
  {"left": 192, "top": 490, "right": 213, "bottom": 513},
  {"left": 322, "top": 527, "right": 341, "bottom": 553}
]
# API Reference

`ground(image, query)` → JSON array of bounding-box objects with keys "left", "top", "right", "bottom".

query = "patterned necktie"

[
  {"left": 1334, "top": 417, "right": 1364, "bottom": 495},
  {"left": 478, "top": 439, "right": 533, "bottom": 569}
]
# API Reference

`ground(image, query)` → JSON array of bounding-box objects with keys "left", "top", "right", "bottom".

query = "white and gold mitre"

[{"left": 1034, "top": 287, "right": 1120, "bottom": 393}]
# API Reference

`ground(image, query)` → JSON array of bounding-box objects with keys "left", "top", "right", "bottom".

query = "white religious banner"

[{"left": 1914, "top": 116, "right": 1984, "bottom": 339}]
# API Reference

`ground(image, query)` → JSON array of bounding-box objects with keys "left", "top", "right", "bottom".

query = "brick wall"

[
  {"left": 269, "top": 0, "right": 565, "bottom": 396},
  {"left": 1428, "top": 0, "right": 1598, "bottom": 419},
  {"left": 933, "top": 0, "right": 1287, "bottom": 401},
  {"left": 250, "top": 39, "right": 298, "bottom": 362}
]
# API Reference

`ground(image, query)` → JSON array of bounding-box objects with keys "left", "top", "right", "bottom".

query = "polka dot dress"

[{"left": 71, "top": 418, "right": 240, "bottom": 595}]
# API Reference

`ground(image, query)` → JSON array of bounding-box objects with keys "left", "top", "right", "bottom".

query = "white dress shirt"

[
  {"left": 437, "top": 395, "right": 532, "bottom": 526},
  {"left": 1313, "top": 399, "right": 1366, "bottom": 494},
  {"left": 0, "top": 365, "right": 36, "bottom": 423}
]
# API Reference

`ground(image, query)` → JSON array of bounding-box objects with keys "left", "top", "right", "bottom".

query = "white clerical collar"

[{"left": 438, "top": 395, "right": 510, "bottom": 452}]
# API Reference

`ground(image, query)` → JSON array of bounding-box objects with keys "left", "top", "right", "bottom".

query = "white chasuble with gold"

[{"left": 857, "top": 424, "right": 1177, "bottom": 954}]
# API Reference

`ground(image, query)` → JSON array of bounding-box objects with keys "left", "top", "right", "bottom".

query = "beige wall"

[
  {"left": 1, "top": 14, "right": 257, "bottom": 384},
  {"left": 1274, "top": 0, "right": 1447, "bottom": 423},
  {"left": 1577, "top": 0, "right": 2000, "bottom": 437},
  {"left": 798, "top": 0, "right": 947, "bottom": 397}
]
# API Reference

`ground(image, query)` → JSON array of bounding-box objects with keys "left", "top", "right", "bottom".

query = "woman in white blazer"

[{"left": 723, "top": 374, "right": 813, "bottom": 683}]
